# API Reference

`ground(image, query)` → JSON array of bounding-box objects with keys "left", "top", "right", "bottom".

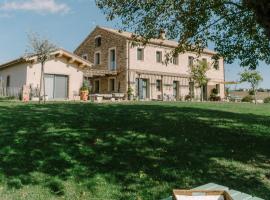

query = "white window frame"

[
  {"left": 94, "top": 51, "right": 101, "bottom": 65},
  {"left": 82, "top": 53, "right": 88, "bottom": 60},
  {"left": 108, "top": 78, "right": 116, "bottom": 92},
  {"left": 108, "top": 47, "right": 117, "bottom": 70}
]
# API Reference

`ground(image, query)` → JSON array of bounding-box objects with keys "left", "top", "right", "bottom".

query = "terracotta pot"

[{"left": 80, "top": 90, "right": 89, "bottom": 101}]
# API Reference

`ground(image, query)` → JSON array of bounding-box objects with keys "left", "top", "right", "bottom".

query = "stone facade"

[
  {"left": 74, "top": 26, "right": 225, "bottom": 100},
  {"left": 74, "top": 27, "right": 128, "bottom": 94}
]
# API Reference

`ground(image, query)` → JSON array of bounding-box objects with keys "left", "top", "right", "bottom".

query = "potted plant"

[
  {"left": 80, "top": 80, "right": 89, "bottom": 101},
  {"left": 209, "top": 88, "right": 221, "bottom": 101},
  {"left": 30, "top": 87, "right": 40, "bottom": 101},
  {"left": 127, "top": 87, "right": 134, "bottom": 100}
]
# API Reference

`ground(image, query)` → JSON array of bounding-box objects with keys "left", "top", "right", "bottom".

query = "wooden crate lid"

[{"left": 173, "top": 190, "right": 233, "bottom": 200}]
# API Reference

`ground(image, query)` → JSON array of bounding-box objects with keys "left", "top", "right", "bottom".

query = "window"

[
  {"left": 173, "top": 81, "right": 179, "bottom": 98},
  {"left": 109, "top": 48, "right": 116, "bottom": 70},
  {"left": 94, "top": 80, "right": 100, "bottom": 93},
  {"left": 137, "top": 48, "right": 144, "bottom": 61},
  {"left": 156, "top": 80, "right": 162, "bottom": 92},
  {"left": 202, "top": 58, "right": 207, "bottom": 64},
  {"left": 82, "top": 54, "right": 88, "bottom": 60},
  {"left": 109, "top": 78, "right": 115, "bottom": 92},
  {"left": 95, "top": 37, "right": 101, "bottom": 47},
  {"left": 94, "top": 52, "right": 101, "bottom": 65},
  {"left": 188, "top": 56, "right": 194, "bottom": 67},
  {"left": 173, "top": 55, "right": 179, "bottom": 65},
  {"left": 214, "top": 60, "right": 219, "bottom": 70},
  {"left": 216, "top": 84, "right": 220, "bottom": 94},
  {"left": 6, "top": 76, "right": 10, "bottom": 88},
  {"left": 156, "top": 51, "right": 162, "bottom": 63},
  {"left": 189, "top": 81, "right": 194, "bottom": 97}
]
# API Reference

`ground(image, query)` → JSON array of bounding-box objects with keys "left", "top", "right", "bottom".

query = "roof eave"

[{"left": 0, "top": 58, "right": 27, "bottom": 70}]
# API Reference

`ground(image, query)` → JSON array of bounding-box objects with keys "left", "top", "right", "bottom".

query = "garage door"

[{"left": 45, "top": 74, "right": 68, "bottom": 99}]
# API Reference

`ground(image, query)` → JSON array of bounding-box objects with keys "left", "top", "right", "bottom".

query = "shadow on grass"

[{"left": 0, "top": 102, "right": 269, "bottom": 199}]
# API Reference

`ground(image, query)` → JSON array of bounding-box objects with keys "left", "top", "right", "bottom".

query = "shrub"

[
  {"left": 7, "top": 178, "right": 23, "bottom": 189},
  {"left": 209, "top": 95, "right": 221, "bottom": 101},
  {"left": 46, "top": 178, "right": 65, "bottom": 196},
  {"left": 185, "top": 94, "right": 192, "bottom": 101},
  {"left": 18, "top": 175, "right": 31, "bottom": 185},
  {"left": 29, "top": 172, "right": 48, "bottom": 185},
  {"left": 248, "top": 90, "right": 255, "bottom": 95},
  {"left": 80, "top": 80, "right": 90, "bottom": 91},
  {"left": 264, "top": 97, "right": 270, "bottom": 103},
  {"left": 209, "top": 88, "right": 221, "bottom": 101},
  {"left": 241, "top": 95, "right": 254, "bottom": 102},
  {"left": 0, "top": 96, "right": 16, "bottom": 101},
  {"left": 211, "top": 88, "right": 218, "bottom": 95}
]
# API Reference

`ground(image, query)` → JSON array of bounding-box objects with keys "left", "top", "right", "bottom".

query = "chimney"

[{"left": 159, "top": 29, "right": 166, "bottom": 40}]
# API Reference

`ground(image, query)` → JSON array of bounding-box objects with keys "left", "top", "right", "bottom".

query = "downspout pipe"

[{"left": 127, "top": 41, "right": 131, "bottom": 100}]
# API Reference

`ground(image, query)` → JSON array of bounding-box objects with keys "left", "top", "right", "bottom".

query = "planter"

[
  {"left": 80, "top": 90, "right": 89, "bottom": 101},
  {"left": 31, "top": 97, "right": 39, "bottom": 101},
  {"left": 173, "top": 190, "right": 233, "bottom": 200}
]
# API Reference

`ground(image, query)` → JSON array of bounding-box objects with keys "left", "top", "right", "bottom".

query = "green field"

[{"left": 0, "top": 101, "right": 269, "bottom": 199}]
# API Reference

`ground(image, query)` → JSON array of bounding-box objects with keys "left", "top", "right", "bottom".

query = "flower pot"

[
  {"left": 31, "top": 97, "right": 39, "bottom": 101},
  {"left": 80, "top": 90, "right": 89, "bottom": 101}
]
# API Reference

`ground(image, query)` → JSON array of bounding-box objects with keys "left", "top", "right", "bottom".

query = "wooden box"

[{"left": 173, "top": 190, "right": 233, "bottom": 200}]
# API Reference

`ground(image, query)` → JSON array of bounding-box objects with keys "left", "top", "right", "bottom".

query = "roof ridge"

[{"left": 98, "top": 26, "right": 216, "bottom": 55}]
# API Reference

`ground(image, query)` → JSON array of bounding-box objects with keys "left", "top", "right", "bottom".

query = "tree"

[
  {"left": 189, "top": 60, "right": 210, "bottom": 101},
  {"left": 96, "top": 0, "right": 270, "bottom": 69},
  {"left": 26, "top": 33, "right": 57, "bottom": 104},
  {"left": 240, "top": 70, "right": 263, "bottom": 104}
]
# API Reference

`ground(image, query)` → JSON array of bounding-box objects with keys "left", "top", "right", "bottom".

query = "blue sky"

[{"left": 0, "top": 0, "right": 269, "bottom": 89}]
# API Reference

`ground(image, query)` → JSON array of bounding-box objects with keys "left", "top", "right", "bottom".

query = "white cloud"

[{"left": 0, "top": 0, "right": 70, "bottom": 14}]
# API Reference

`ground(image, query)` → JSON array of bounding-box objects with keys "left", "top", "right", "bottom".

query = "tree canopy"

[
  {"left": 96, "top": 0, "right": 270, "bottom": 69},
  {"left": 240, "top": 70, "right": 263, "bottom": 103}
]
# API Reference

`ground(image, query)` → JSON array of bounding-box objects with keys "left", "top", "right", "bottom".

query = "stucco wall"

[
  {"left": 129, "top": 44, "right": 224, "bottom": 77},
  {"left": 0, "top": 63, "right": 27, "bottom": 88},
  {"left": 129, "top": 43, "right": 225, "bottom": 99},
  {"left": 27, "top": 57, "right": 84, "bottom": 99}
]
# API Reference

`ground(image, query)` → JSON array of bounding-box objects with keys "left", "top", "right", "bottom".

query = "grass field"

[{"left": 0, "top": 101, "right": 269, "bottom": 200}]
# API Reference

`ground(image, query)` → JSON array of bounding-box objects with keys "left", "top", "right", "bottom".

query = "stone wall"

[{"left": 74, "top": 27, "right": 128, "bottom": 94}]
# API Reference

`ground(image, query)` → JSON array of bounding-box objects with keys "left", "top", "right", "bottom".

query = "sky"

[{"left": 0, "top": 0, "right": 269, "bottom": 89}]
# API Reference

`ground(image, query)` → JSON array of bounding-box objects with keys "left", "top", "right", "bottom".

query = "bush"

[
  {"left": 211, "top": 88, "right": 218, "bottom": 95},
  {"left": 185, "top": 94, "right": 192, "bottom": 101},
  {"left": 18, "top": 175, "right": 31, "bottom": 185},
  {"left": 29, "top": 172, "right": 48, "bottom": 185},
  {"left": 46, "top": 178, "right": 65, "bottom": 196},
  {"left": 209, "top": 88, "right": 221, "bottom": 101},
  {"left": 7, "top": 178, "right": 23, "bottom": 189},
  {"left": 0, "top": 96, "right": 16, "bottom": 101},
  {"left": 209, "top": 95, "right": 221, "bottom": 101},
  {"left": 241, "top": 95, "right": 254, "bottom": 102},
  {"left": 80, "top": 80, "right": 90, "bottom": 91},
  {"left": 264, "top": 97, "right": 270, "bottom": 103},
  {"left": 248, "top": 90, "right": 255, "bottom": 95}
]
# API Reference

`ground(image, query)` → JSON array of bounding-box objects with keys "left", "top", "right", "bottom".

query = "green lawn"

[{"left": 0, "top": 101, "right": 269, "bottom": 200}]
